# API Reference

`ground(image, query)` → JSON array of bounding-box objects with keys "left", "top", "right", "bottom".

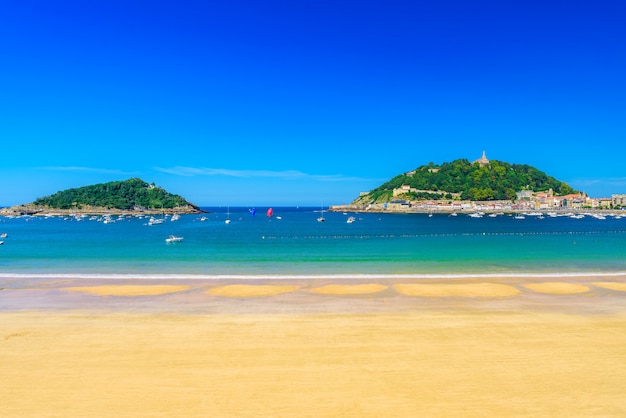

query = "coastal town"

[{"left": 331, "top": 190, "right": 626, "bottom": 215}]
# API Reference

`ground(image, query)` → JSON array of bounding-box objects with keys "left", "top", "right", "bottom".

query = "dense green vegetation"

[
  {"left": 33, "top": 178, "right": 197, "bottom": 210},
  {"left": 358, "top": 159, "right": 577, "bottom": 203}
]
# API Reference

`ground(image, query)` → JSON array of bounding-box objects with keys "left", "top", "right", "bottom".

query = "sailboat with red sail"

[{"left": 266, "top": 208, "right": 273, "bottom": 218}]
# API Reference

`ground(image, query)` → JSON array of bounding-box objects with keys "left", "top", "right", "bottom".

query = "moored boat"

[{"left": 165, "top": 235, "right": 183, "bottom": 243}]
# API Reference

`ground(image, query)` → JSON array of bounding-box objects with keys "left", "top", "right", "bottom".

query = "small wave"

[{"left": 2, "top": 272, "right": 626, "bottom": 281}]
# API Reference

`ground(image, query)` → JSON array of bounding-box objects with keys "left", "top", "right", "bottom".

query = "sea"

[{"left": 1, "top": 207, "right": 626, "bottom": 280}]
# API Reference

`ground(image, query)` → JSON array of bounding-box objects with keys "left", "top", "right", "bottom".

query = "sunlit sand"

[
  {"left": 206, "top": 284, "right": 299, "bottom": 297},
  {"left": 3, "top": 275, "right": 626, "bottom": 417},
  {"left": 393, "top": 282, "right": 520, "bottom": 297},
  {"left": 64, "top": 285, "right": 189, "bottom": 296},
  {"left": 523, "top": 282, "right": 590, "bottom": 294},
  {"left": 310, "top": 283, "right": 387, "bottom": 295},
  {"left": 591, "top": 281, "right": 626, "bottom": 292},
  {"left": 3, "top": 310, "right": 626, "bottom": 417}
]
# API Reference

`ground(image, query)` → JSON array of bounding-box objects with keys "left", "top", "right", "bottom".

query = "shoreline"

[
  {"left": 3, "top": 272, "right": 626, "bottom": 315},
  {"left": 0, "top": 205, "right": 205, "bottom": 217},
  {"left": 3, "top": 271, "right": 626, "bottom": 280},
  {"left": 2, "top": 205, "right": 625, "bottom": 217}
]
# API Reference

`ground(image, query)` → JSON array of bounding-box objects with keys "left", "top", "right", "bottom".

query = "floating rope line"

[{"left": 261, "top": 229, "right": 626, "bottom": 240}]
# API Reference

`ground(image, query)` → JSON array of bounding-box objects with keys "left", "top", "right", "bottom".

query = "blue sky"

[{"left": 2, "top": 0, "right": 625, "bottom": 206}]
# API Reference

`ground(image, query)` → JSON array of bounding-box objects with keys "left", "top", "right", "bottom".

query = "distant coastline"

[{"left": 2, "top": 203, "right": 624, "bottom": 217}]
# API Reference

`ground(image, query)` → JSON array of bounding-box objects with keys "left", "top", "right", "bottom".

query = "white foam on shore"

[{"left": 2, "top": 272, "right": 626, "bottom": 281}]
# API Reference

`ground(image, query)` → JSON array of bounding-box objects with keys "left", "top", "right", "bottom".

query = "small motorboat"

[{"left": 165, "top": 235, "right": 183, "bottom": 243}]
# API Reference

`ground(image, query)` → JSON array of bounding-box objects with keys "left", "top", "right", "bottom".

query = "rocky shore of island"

[{"left": 0, "top": 204, "right": 205, "bottom": 217}]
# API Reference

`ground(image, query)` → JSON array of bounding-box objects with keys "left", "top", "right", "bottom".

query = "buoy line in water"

[{"left": 260, "top": 229, "right": 626, "bottom": 240}]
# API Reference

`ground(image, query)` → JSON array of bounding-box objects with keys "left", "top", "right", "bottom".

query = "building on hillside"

[
  {"left": 393, "top": 185, "right": 414, "bottom": 197},
  {"left": 473, "top": 151, "right": 490, "bottom": 166},
  {"left": 516, "top": 190, "right": 534, "bottom": 201}
]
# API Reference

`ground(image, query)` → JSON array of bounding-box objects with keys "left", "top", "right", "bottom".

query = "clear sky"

[{"left": 2, "top": 0, "right": 625, "bottom": 207}]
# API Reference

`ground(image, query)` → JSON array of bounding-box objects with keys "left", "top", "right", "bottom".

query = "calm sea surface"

[{"left": 1, "top": 207, "right": 626, "bottom": 279}]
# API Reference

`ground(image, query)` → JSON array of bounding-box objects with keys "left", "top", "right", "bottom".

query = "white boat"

[
  {"left": 171, "top": 214, "right": 180, "bottom": 222},
  {"left": 347, "top": 216, "right": 356, "bottom": 224},
  {"left": 165, "top": 235, "right": 183, "bottom": 243},
  {"left": 148, "top": 217, "right": 165, "bottom": 225},
  {"left": 225, "top": 206, "right": 231, "bottom": 224},
  {"left": 317, "top": 207, "right": 326, "bottom": 222},
  {"left": 0, "top": 233, "right": 7, "bottom": 238}
]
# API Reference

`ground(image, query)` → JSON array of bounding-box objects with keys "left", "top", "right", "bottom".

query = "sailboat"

[
  {"left": 267, "top": 208, "right": 273, "bottom": 218},
  {"left": 225, "top": 206, "right": 231, "bottom": 224},
  {"left": 317, "top": 205, "right": 326, "bottom": 222}
]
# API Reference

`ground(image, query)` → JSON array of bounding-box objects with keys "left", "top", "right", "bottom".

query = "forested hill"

[
  {"left": 356, "top": 159, "right": 577, "bottom": 203},
  {"left": 32, "top": 178, "right": 201, "bottom": 212}
]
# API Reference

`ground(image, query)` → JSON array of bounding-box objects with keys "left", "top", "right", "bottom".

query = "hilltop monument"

[{"left": 474, "top": 151, "right": 490, "bottom": 166}]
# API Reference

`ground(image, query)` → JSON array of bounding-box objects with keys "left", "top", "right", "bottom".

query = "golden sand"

[
  {"left": 64, "top": 285, "right": 189, "bottom": 296},
  {"left": 206, "top": 284, "right": 299, "bottom": 297},
  {"left": 393, "top": 282, "right": 520, "bottom": 298},
  {"left": 523, "top": 282, "right": 590, "bottom": 294},
  {"left": 3, "top": 310, "right": 626, "bottom": 417},
  {"left": 4, "top": 276, "right": 626, "bottom": 416},
  {"left": 591, "top": 281, "right": 626, "bottom": 292},
  {"left": 310, "top": 283, "right": 388, "bottom": 295}
]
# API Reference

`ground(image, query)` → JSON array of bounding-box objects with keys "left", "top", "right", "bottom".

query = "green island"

[
  {"left": 2, "top": 178, "right": 203, "bottom": 215},
  {"left": 359, "top": 156, "right": 575, "bottom": 204}
]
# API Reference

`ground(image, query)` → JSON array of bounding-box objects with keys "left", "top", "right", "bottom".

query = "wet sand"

[{"left": 2, "top": 274, "right": 626, "bottom": 417}]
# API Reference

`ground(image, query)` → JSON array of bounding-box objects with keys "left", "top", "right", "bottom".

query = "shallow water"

[{"left": 1, "top": 207, "right": 626, "bottom": 278}]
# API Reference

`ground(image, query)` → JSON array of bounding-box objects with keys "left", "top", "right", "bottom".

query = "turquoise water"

[{"left": 1, "top": 207, "right": 626, "bottom": 278}]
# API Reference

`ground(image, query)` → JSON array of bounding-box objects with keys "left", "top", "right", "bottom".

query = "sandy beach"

[{"left": 2, "top": 275, "right": 626, "bottom": 417}]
